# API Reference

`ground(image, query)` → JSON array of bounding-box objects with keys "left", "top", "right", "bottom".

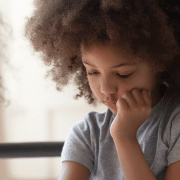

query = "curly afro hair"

[{"left": 24, "top": 0, "right": 180, "bottom": 106}]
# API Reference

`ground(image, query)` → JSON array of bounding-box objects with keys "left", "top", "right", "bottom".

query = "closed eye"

[{"left": 87, "top": 72, "right": 133, "bottom": 79}]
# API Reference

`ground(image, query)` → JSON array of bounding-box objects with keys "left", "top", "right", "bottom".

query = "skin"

[{"left": 81, "top": 42, "right": 166, "bottom": 140}]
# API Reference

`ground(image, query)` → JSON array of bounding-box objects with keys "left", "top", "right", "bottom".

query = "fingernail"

[{"left": 149, "top": 92, "right": 151, "bottom": 97}]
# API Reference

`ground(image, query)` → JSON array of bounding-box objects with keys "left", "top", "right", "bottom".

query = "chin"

[
  {"left": 111, "top": 109, "right": 117, "bottom": 115},
  {"left": 108, "top": 106, "right": 117, "bottom": 115},
  {"left": 103, "top": 102, "right": 118, "bottom": 115}
]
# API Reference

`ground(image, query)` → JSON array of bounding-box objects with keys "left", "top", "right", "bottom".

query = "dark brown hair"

[{"left": 24, "top": 0, "right": 180, "bottom": 106}]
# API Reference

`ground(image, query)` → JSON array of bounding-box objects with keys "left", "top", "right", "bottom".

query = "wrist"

[{"left": 112, "top": 134, "right": 138, "bottom": 145}]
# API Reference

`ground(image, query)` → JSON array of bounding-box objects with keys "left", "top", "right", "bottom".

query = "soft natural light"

[{"left": 0, "top": 0, "right": 107, "bottom": 179}]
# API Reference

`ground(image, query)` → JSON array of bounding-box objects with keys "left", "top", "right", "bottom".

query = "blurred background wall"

[{"left": 0, "top": 0, "right": 107, "bottom": 179}]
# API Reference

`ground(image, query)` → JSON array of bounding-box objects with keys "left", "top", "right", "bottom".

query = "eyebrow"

[{"left": 82, "top": 61, "right": 136, "bottom": 68}]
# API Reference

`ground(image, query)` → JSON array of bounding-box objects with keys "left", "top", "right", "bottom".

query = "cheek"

[
  {"left": 117, "top": 89, "right": 125, "bottom": 99},
  {"left": 116, "top": 81, "right": 134, "bottom": 96},
  {"left": 117, "top": 81, "right": 147, "bottom": 98},
  {"left": 131, "top": 71, "right": 151, "bottom": 89},
  {"left": 88, "top": 81, "right": 100, "bottom": 99}
]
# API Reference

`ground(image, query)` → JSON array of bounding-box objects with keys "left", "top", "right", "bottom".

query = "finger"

[
  {"left": 142, "top": 90, "right": 152, "bottom": 106},
  {"left": 117, "top": 97, "right": 129, "bottom": 111},
  {"left": 130, "top": 89, "right": 145, "bottom": 104},
  {"left": 121, "top": 91, "right": 137, "bottom": 107}
]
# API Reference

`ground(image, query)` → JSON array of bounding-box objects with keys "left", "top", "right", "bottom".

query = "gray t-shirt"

[{"left": 60, "top": 86, "right": 180, "bottom": 180}]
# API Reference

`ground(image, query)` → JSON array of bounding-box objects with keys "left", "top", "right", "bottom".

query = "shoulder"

[
  {"left": 158, "top": 94, "right": 180, "bottom": 147},
  {"left": 164, "top": 104, "right": 180, "bottom": 179},
  {"left": 165, "top": 102, "right": 180, "bottom": 128},
  {"left": 62, "top": 108, "right": 114, "bottom": 155},
  {"left": 62, "top": 108, "right": 112, "bottom": 146},
  {"left": 60, "top": 108, "right": 114, "bottom": 176},
  {"left": 72, "top": 108, "right": 113, "bottom": 133},
  {"left": 168, "top": 104, "right": 180, "bottom": 138},
  {"left": 162, "top": 96, "right": 180, "bottom": 131},
  {"left": 162, "top": 102, "right": 180, "bottom": 166}
]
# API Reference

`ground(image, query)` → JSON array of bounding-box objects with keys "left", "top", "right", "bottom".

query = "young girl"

[{"left": 25, "top": 0, "right": 180, "bottom": 179}]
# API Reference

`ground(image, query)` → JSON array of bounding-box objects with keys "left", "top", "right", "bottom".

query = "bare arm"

[
  {"left": 110, "top": 89, "right": 156, "bottom": 179},
  {"left": 59, "top": 161, "right": 91, "bottom": 180},
  {"left": 113, "top": 138, "right": 157, "bottom": 180}
]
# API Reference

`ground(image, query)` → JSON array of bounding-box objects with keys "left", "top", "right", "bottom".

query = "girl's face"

[{"left": 81, "top": 42, "right": 163, "bottom": 115}]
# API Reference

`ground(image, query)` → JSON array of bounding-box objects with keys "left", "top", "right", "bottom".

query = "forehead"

[
  {"left": 80, "top": 41, "right": 143, "bottom": 64},
  {"left": 80, "top": 41, "right": 162, "bottom": 74}
]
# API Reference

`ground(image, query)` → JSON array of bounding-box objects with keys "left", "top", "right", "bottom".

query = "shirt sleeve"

[
  {"left": 167, "top": 111, "right": 180, "bottom": 166},
  {"left": 61, "top": 118, "right": 94, "bottom": 174}
]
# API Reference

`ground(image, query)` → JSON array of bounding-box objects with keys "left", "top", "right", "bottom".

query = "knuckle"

[
  {"left": 131, "top": 88, "right": 140, "bottom": 93},
  {"left": 122, "top": 91, "right": 129, "bottom": 98},
  {"left": 125, "top": 91, "right": 129, "bottom": 96}
]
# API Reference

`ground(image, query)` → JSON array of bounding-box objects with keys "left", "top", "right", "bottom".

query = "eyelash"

[{"left": 87, "top": 72, "right": 132, "bottom": 79}]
